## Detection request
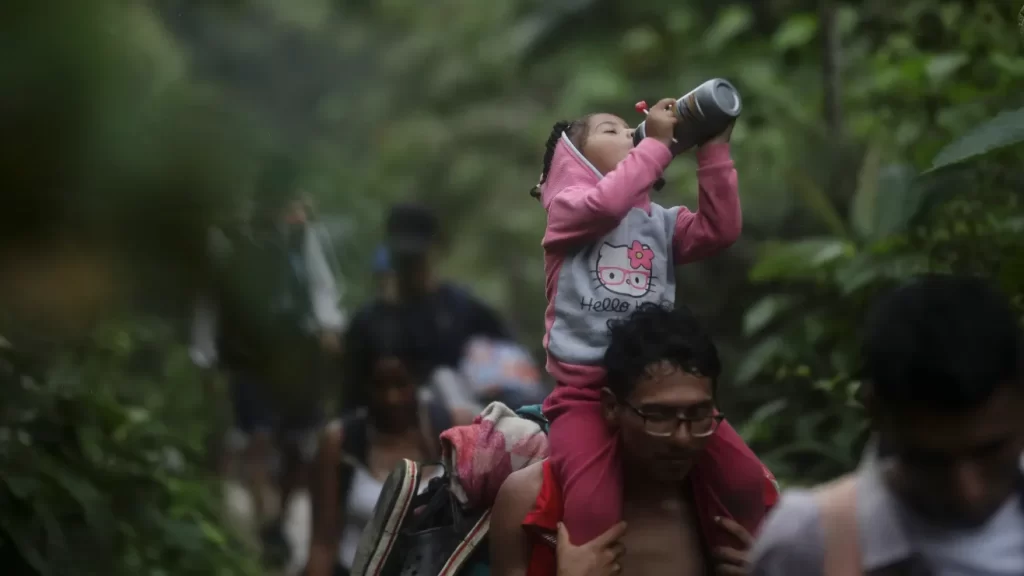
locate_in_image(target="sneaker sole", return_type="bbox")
[437,509,491,576]
[350,459,419,576]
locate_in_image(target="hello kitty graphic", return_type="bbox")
[592,240,656,298]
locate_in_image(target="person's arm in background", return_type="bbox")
[190,294,219,369]
[192,226,233,369]
[306,421,345,576]
[304,224,345,351]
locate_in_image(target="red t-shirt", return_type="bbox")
[522,460,561,576]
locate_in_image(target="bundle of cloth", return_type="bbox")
[440,402,549,510]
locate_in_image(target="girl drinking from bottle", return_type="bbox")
[531,98,776,549]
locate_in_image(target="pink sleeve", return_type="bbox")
[673,143,742,264]
[542,138,672,251]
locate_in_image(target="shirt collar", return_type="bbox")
[855,436,1024,571]
[855,440,915,570]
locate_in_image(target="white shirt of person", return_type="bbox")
[749,443,1024,576]
[189,224,345,368]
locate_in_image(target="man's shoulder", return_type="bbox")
[749,488,826,576]
[490,462,548,575]
[492,462,546,533]
[496,461,545,508]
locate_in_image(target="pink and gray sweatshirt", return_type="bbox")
[540,133,741,386]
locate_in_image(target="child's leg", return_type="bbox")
[543,384,622,545]
[688,419,773,549]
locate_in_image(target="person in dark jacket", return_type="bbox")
[342,203,510,410]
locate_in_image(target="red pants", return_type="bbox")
[543,382,775,548]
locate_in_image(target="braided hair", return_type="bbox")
[530,116,592,200]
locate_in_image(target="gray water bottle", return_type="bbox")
[633,78,742,155]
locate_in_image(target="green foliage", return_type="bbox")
[2,2,258,574]
[738,104,1024,484]
[926,107,1024,173]
[0,321,258,576]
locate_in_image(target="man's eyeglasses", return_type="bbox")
[621,402,724,438]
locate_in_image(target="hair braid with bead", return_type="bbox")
[530,116,592,200]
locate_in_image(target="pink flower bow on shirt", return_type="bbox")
[627,240,655,270]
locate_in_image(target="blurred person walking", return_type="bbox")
[342,203,512,413]
[305,310,473,576]
[191,156,345,568]
[370,242,545,409]
[750,274,1024,575]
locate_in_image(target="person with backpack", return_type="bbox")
[342,203,511,411]
[190,156,345,567]
[490,303,776,576]
[750,275,1024,576]
[306,310,474,576]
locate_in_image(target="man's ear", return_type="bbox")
[600,388,619,426]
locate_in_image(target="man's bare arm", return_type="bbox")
[490,464,544,576]
[307,422,344,576]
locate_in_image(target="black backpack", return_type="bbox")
[348,405,548,576]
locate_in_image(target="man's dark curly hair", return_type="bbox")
[863,274,1023,412]
[603,303,721,400]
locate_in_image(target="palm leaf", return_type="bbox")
[924,106,1024,173]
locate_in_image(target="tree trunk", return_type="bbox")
[820,0,843,140]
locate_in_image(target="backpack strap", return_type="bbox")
[338,410,370,502]
[341,410,370,465]
[515,404,549,433]
[813,474,861,576]
[437,510,492,576]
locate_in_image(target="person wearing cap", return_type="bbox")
[341,203,511,412]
